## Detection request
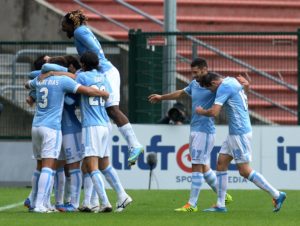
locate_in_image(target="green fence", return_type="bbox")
[128,30,299,125]
[0,41,128,139]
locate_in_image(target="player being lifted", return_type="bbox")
[148,58,235,212]
[197,72,286,213]
[61,9,143,166]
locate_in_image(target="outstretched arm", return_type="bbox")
[195,104,222,117]
[148,90,187,103]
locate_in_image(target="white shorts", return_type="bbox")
[32,126,62,160]
[82,126,110,158]
[189,131,215,165]
[105,66,120,108]
[59,132,83,164]
[219,132,252,164]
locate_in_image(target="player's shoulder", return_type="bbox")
[74,25,90,36]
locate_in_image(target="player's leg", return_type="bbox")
[34,158,56,212]
[99,122,132,212]
[82,126,111,212]
[99,158,132,212]
[79,161,95,211]
[234,132,286,212]
[61,132,83,211]
[202,164,233,205]
[24,160,42,209]
[68,161,82,210]
[86,156,111,212]
[204,136,232,212]
[204,153,232,212]
[54,160,66,210]
[33,127,61,213]
[175,132,214,212]
[63,166,71,204]
[237,163,286,212]
[104,66,143,165]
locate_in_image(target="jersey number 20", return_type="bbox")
[89,85,105,106]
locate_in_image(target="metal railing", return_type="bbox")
[128,31,298,125]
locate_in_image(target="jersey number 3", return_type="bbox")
[39,87,48,108]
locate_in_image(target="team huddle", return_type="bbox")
[24,9,286,214]
[24,10,143,213]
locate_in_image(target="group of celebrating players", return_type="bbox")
[24,9,286,214]
[24,10,143,213]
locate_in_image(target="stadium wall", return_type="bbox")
[0,0,68,41]
[0,125,299,190]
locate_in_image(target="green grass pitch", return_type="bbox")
[0,187,298,226]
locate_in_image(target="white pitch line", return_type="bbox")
[0,202,24,212]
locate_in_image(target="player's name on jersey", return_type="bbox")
[37,79,59,86]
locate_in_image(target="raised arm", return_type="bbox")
[236,74,250,93]
[148,90,187,104]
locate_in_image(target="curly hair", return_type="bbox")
[64,9,88,28]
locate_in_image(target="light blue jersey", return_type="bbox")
[75,69,111,127]
[74,25,113,73]
[61,94,82,135]
[215,77,252,135]
[29,76,80,130]
[184,80,215,134]
[29,70,41,79]
[39,64,82,134]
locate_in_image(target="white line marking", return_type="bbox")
[0,202,23,211]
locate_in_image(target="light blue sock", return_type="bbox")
[82,173,93,207]
[35,167,53,209]
[248,170,280,199]
[29,170,40,208]
[91,170,110,206]
[69,169,82,208]
[54,167,65,205]
[216,171,227,208]
[204,169,217,193]
[188,172,204,207]
[101,165,126,200]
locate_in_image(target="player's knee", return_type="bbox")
[239,169,250,178]
[106,106,121,119]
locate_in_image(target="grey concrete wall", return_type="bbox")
[0,0,68,41]
[0,0,129,115]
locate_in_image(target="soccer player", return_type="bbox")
[196,72,286,213]
[24,55,49,210]
[61,9,143,165]
[148,58,233,212]
[25,56,83,211]
[25,57,110,213]
[45,56,83,212]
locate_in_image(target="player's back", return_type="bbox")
[185,80,216,134]
[74,25,113,72]
[31,76,79,130]
[76,69,110,128]
[218,77,251,135]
